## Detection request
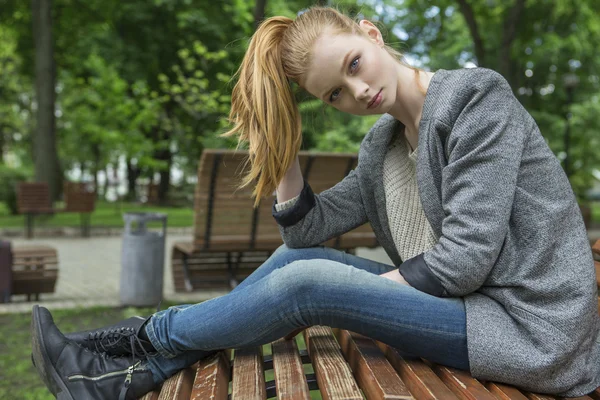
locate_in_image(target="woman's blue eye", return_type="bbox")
[330,88,341,102]
[328,56,360,102]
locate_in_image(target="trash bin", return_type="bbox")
[120,212,167,307]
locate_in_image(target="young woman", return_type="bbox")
[31,6,600,399]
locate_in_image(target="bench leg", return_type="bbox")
[80,213,91,237]
[25,214,34,239]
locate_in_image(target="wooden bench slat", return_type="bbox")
[12,246,57,255]
[304,326,363,400]
[589,388,600,400]
[375,341,459,400]
[174,242,196,255]
[336,330,414,399]
[231,347,266,400]
[432,364,496,400]
[592,240,600,257]
[140,389,160,399]
[11,271,58,279]
[190,352,230,400]
[485,382,529,399]
[271,337,311,399]
[157,367,195,400]
[12,259,59,268]
[524,393,558,400]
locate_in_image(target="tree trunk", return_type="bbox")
[456,0,486,67]
[152,128,172,205]
[157,150,172,206]
[32,0,62,200]
[92,143,100,193]
[102,166,110,198]
[126,157,140,201]
[253,0,267,30]
[499,0,526,87]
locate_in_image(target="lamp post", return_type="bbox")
[562,73,579,179]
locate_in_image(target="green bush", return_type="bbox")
[0,164,31,215]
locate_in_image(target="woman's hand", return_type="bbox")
[380,270,411,286]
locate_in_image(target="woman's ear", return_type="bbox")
[358,20,384,47]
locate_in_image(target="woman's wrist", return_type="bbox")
[380,270,411,286]
[276,156,303,203]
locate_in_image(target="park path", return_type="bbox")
[0,235,393,314]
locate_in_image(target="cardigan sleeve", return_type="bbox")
[400,69,527,297]
[272,168,369,248]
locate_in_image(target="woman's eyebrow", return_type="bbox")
[320,50,352,101]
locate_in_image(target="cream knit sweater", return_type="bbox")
[275,131,438,262]
[383,131,438,260]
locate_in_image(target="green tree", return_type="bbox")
[381,0,600,201]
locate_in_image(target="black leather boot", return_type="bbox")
[31,305,157,400]
[64,315,156,357]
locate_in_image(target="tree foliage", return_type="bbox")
[0,0,597,204]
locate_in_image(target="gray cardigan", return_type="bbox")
[272,68,600,396]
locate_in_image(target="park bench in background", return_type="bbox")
[63,181,96,237]
[146,182,159,205]
[171,149,379,292]
[0,241,59,302]
[16,181,95,238]
[17,182,55,239]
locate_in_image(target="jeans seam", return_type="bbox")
[145,316,177,359]
[291,308,466,338]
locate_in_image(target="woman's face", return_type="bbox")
[303,22,399,116]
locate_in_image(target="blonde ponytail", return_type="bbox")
[223,7,420,207]
[223,17,302,208]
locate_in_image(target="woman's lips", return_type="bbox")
[368,90,382,109]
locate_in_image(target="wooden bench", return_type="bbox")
[138,326,600,400]
[10,245,58,302]
[17,181,95,238]
[146,183,160,205]
[141,239,600,400]
[171,149,379,292]
[17,182,55,239]
[63,182,96,237]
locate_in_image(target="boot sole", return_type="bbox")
[31,305,76,400]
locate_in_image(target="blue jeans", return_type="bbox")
[144,245,469,383]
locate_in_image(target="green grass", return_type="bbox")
[0,306,161,399]
[0,305,325,399]
[0,201,194,229]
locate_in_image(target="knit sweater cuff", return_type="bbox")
[398,253,447,297]
[272,181,316,227]
[274,195,299,212]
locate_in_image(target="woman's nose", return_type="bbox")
[350,81,370,101]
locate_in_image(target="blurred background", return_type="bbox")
[0,0,598,221]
